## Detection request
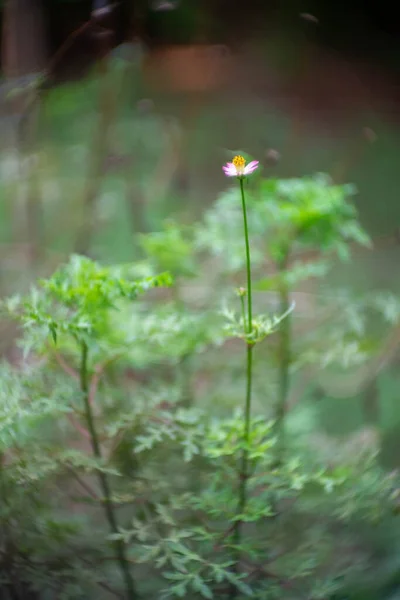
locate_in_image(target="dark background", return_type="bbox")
[1,0,399,78]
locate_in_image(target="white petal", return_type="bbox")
[222,163,237,176]
[244,161,259,175]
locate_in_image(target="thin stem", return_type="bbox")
[235,343,253,525]
[79,341,138,600]
[239,178,252,333]
[231,177,254,594]
[274,249,291,465]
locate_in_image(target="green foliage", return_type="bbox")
[221,303,292,344]
[258,174,370,258]
[139,220,198,279]
[114,411,398,599]
[195,173,370,279]
[0,172,399,600]
[3,254,172,360]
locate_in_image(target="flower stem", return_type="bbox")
[274,249,291,465]
[79,341,138,600]
[235,343,253,520]
[232,177,254,592]
[239,178,252,334]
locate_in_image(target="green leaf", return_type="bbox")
[198,581,213,599]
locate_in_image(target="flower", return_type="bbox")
[222,155,259,178]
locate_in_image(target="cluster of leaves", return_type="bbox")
[4,255,172,359]
[118,413,399,600]
[195,173,370,277]
[0,363,120,598]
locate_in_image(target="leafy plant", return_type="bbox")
[0,169,398,600]
[2,255,172,599]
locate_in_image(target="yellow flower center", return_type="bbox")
[232,155,246,173]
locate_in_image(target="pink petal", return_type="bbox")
[222,163,237,177]
[244,161,259,175]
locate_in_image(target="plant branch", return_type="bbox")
[240,178,252,334]
[79,341,138,600]
[48,345,79,380]
[65,465,100,501]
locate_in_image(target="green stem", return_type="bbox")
[274,250,291,465]
[79,341,138,600]
[235,343,253,523]
[239,178,252,334]
[232,177,254,592]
